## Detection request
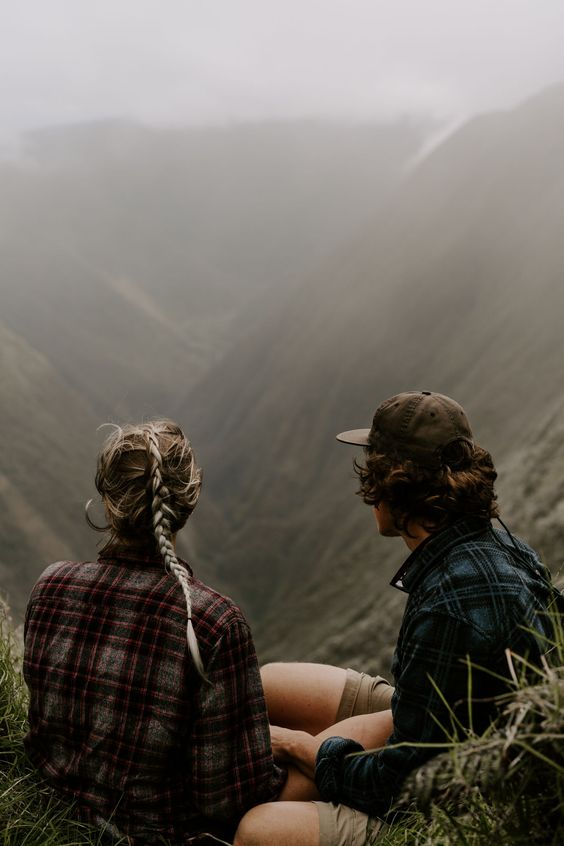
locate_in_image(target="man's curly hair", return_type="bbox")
[354,438,499,534]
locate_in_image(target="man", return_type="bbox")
[235,391,554,846]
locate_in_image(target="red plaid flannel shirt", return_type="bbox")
[24,548,285,844]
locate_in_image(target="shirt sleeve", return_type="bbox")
[316,610,492,817]
[188,615,286,824]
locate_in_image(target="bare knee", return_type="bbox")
[260,662,347,734]
[235,801,319,846]
[234,805,269,846]
[260,661,286,685]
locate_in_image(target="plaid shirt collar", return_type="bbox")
[98,545,194,575]
[390,516,492,594]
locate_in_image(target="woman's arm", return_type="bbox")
[189,616,286,822]
[270,711,393,801]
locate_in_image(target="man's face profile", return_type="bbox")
[372,502,400,538]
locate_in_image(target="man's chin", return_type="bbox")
[379,527,401,538]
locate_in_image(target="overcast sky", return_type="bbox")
[2,0,564,144]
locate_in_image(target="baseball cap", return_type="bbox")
[336,391,474,468]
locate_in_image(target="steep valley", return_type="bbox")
[0,117,425,623]
[2,90,564,674]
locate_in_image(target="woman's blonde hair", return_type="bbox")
[87,420,207,679]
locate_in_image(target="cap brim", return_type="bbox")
[336,429,370,446]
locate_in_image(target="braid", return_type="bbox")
[146,428,208,682]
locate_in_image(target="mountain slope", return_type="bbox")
[0,322,101,616]
[1,119,427,419]
[182,84,564,664]
[0,118,426,617]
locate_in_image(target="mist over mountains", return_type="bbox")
[185,84,564,667]
[0,117,425,618]
[2,85,564,673]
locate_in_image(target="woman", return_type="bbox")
[23,420,286,844]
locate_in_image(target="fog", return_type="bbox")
[2,0,564,151]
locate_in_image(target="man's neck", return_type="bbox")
[401,524,432,552]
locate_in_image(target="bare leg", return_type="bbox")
[261,662,348,735]
[317,711,393,751]
[234,801,319,846]
[235,711,393,843]
[277,764,319,802]
[277,709,393,801]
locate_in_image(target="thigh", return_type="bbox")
[276,711,393,804]
[261,662,348,735]
[234,801,320,846]
[316,710,393,751]
[277,763,320,802]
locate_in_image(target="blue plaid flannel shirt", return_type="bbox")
[316,517,554,817]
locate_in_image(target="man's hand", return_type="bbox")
[270,725,319,779]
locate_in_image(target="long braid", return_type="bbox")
[146,428,208,682]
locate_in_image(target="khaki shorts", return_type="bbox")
[316,801,385,846]
[336,668,394,722]
[315,668,394,846]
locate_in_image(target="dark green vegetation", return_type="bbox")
[379,610,564,845]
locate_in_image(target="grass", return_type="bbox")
[0,600,126,845]
[376,640,564,845]
[2,600,563,845]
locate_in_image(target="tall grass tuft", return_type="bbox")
[378,637,564,845]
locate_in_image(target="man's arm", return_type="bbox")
[189,616,286,823]
[315,611,493,816]
[268,710,394,805]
